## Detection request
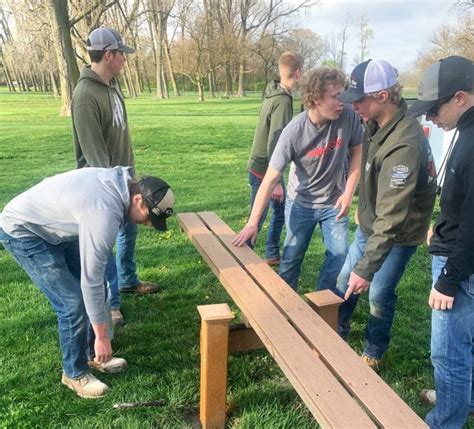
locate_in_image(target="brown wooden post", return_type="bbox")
[305,290,344,332]
[197,304,235,429]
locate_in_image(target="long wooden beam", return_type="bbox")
[196,211,427,429]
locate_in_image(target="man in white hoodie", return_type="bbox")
[0,167,175,398]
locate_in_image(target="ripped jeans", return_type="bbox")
[335,227,417,359]
[279,200,348,291]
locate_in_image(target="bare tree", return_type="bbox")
[352,12,373,66]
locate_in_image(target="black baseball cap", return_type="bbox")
[86,28,135,53]
[338,59,398,103]
[408,56,474,118]
[139,176,175,231]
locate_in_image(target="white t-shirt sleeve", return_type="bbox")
[78,210,121,324]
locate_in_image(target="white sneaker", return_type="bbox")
[61,372,108,398]
[88,357,128,374]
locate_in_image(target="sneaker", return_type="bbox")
[88,357,128,374]
[61,372,108,398]
[120,281,160,294]
[362,354,381,372]
[111,309,125,326]
[420,389,436,406]
[265,258,281,267]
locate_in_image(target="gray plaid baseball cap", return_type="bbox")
[86,28,135,53]
[408,56,473,118]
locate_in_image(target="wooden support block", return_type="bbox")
[228,323,264,353]
[305,290,344,332]
[197,304,235,429]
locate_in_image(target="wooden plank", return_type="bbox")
[198,304,234,429]
[197,211,427,429]
[228,324,264,353]
[178,212,376,428]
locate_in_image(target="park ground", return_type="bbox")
[0,89,467,428]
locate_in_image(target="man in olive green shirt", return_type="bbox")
[246,52,303,265]
[72,28,159,327]
[335,59,436,370]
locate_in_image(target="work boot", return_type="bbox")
[111,309,125,326]
[61,372,108,398]
[265,258,281,267]
[120,281,160,294]
[88,357,128,374]
[420,389,436,406]
[362,354,381,372]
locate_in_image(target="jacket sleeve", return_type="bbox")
[354,143,421,280]
[267,96,293,160]
[73,101,111,167]
[435,160,474,297]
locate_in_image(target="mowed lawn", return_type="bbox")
[0,89,454,428]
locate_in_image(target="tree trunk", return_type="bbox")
[197,75,204,102]
[45,0,79,116]
[50,71,60,97]
[163,32,180,96]
[161,65,169,98]
[237,60,246,97]
[224,62,233,96]
[1,62,15,91]
[208,70,216,97]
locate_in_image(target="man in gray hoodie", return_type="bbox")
[72,28,157,327]
[0,167,175,398]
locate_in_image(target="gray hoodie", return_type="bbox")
[0,167,132,324]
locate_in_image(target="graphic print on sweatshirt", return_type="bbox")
[112,92,126,129]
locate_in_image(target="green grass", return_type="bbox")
[0,88,466,428]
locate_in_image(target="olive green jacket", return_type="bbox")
[354,100,436,281]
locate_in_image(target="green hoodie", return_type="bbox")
[354,99,436,281]
[247,81,293,177]
[72,66,134,171]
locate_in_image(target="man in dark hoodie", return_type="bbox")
[246,52,303,265]
[409,55,474,429]
[72,28,159,328]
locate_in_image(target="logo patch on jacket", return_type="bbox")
[390,165,409,188]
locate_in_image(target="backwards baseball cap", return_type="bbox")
[338,59,398,103]
[139,176,175,231]
[408,56,474,118]
[86,28,135,53]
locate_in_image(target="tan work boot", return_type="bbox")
[88,357,128,374]
[362,354,381,372]
[111,309,125,326]
[61,372,108,398]
[265,258,281,267]
[120,281,160,294]
[420,389,436,406]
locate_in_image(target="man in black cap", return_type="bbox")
[0,167,175,398]
[409,55,474,429]
[72,28,158,327]
[335,59,436,371]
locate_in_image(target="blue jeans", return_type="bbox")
[105,214,139,309]
[247,172,286,260]
[426,255,474,429]
[335,227,417,359]
[279,199,348,291]
[0,228,97,379]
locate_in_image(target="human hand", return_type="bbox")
[94,336,112,363]
[270,183,284,203]
[428,288,454,310]
[426,227,434,246]
[335,193,352,221]
[232,224,258,247]
[344,271,370,300]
